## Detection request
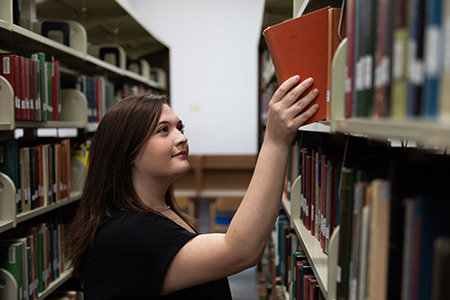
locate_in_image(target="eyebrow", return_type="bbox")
[156,119,183,127]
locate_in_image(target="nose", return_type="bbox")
[175,130,188,145]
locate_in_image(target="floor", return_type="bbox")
[197,200,259,300]
[229,266,259,300]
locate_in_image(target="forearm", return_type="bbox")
[223,75,318,267]
[224,139,290,262]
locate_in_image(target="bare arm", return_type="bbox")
[161,75,319,294]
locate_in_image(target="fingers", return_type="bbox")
[294,101,319,127]
[290,85,319,125]
[271,75,300,103]
[271,76,315,108]
[291,85,319,115]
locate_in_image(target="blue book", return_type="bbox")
[422,0,444,117]
[0,140,21,214]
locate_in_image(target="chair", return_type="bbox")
[174,195,196,220]
[209,197,243,233]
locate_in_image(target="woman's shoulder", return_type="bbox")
[90,209,197,261]
[98,209,195,241]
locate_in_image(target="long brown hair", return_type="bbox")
[66,93,188,279]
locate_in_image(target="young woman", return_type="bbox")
[66,75,319,299]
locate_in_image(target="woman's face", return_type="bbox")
[133,104,190,182]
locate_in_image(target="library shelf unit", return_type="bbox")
[0,0,167,299]
[0,0,165,90]
[0,266,74,300]
[272,37,450,300]
[260,1,450,300]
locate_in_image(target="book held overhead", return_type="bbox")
[263,6,346,125]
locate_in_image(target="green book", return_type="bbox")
[0,241,25,300]
[31,52,47,122]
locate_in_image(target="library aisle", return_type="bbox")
[197,201,259,300]
[229,267,259,300]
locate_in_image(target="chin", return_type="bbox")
[174,162,190,178]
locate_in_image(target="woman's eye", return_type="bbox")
[157,127,168,134]
[178,125,185,133]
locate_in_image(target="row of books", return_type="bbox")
[285,139,387,255]
[285,139,450,299]
[0,53,60,121]
[346,0,450,119]
[0,139,71,214]
[66,75,117,123]
[0,53,121,124]
[66,75,154,123]
[336,164,450,300]
[262,1,450,124]
[269,213,326,300]
[0,216,69,300]
[0,54,161,125]
[293,252,325,300]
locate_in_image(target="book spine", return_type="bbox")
[438,0,450,120]
[336,167,354,300]
[374,0,394,118]
[52,61,60,121]
[406,0,426,116]
[390,0,410,118]
[345,0,357,118]
[421,0,443,117]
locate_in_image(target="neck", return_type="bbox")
[132,176,171,210]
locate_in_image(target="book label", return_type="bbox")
[8,246,16,263]
[2,57,10,74]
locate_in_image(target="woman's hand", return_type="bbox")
[264,75,319,148]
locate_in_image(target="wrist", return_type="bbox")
[261,137,290,154]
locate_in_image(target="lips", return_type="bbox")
[172,151,187,158]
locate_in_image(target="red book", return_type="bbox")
[320,154,327,252]
[305,154,311,230]
[296,259,309,298]
[263,6,344,125]
[374,0,394,118]
[19,56,29,120]
[309,278,318,300]
[303,274,315,300]
[24,56,31,120]
[61,138,71,198]
[0,54,22,120]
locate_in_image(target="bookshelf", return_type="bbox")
[260,0,450,300]
[0,0,168,299]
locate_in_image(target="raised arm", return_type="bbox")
[161,75,319,294]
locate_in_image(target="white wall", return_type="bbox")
[117,0,265,155]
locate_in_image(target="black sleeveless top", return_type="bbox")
[83,210,232,299]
